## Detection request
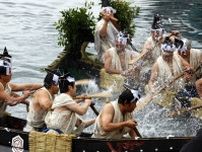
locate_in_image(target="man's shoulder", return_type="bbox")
[56,93,72,101]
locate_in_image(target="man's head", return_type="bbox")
[118,89,140,113]
[161,34,184,61]
[0,47,12,83]
[100,6,116,15]
[115,32,128,52]
[59,73,76,97]
[151,14,165,41]
[44,70,60,94]
[177,38,191,57]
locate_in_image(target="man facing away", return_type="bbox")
[45,73,95,135]
[24,70,60,132]
[0,47,42,117]
[93,88,140,139]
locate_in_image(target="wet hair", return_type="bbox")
[0,47,12,76]
[118,89,139,104]
[59,74,75,93]
[151,13,162,29]
[44,73,56,89]
[0,66,9,75]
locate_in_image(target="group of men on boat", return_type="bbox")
[0,46,140,141]
[0,6,202,147]
[95,6,202,112]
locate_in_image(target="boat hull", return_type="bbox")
[0,126,191,152]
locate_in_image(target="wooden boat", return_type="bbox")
[0,115,192,152]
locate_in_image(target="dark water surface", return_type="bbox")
[0,0,201,137]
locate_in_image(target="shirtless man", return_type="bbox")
[45,73,95,134]
[94,6,119,62]
[103,32,137,74]
[93,88,140,139]
[139,14,164,66]
[175,38,202,80]
[24,70,60,132]
[0,47,42,117]
[147,39,192,106]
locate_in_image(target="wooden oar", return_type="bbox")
[136,63,202,112]
[169,104,202,117]
[75,79,95,86]
[75,91,112,100]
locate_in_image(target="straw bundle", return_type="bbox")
[99,69,125,93]
[29,131,75,152]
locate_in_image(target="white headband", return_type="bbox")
[116,32,128,46]
[0,60,12,75]
[131,89,140,102]
[66,76,75,83]
[101,6,116,14]
[52,74,59,85]
[161,43,176,53]
[178,38,189,53]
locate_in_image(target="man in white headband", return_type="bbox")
[24,70,60,132]
[93,88,140,139]
[94,6,119,62]
[148,39,192,95]
[0,47,42,117]
[175,38,202,81]
[102,32,137,74]
[45,73,95,134]
[140,14,164,66]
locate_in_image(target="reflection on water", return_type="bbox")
[1,0,201,137]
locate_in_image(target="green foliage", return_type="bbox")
[110,0,140,36]
[55,1,95,48]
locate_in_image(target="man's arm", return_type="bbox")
[0,87,30,106]
[65,98,91,115]
[148,62,159,92]
[9,83,42,92]
[100,103,136,132]
[99,14,111,38]
[37,90,52,110]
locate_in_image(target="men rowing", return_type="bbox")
[93,88,140,139]
[147,36,192,107]
[45,73,95,134]
[0,47,42,117]
[24,70,60,132]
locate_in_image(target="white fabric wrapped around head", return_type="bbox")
[52,74,59,85]
[116,32,128,46]
[66,76,75,83]
[161,43,176,53]
[0,60,12,75]
[101,6,116,14]
[178,38,191,53]
[130,89,140,103]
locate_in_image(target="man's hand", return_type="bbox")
[184,66,193,81]
[125,119,137,129]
